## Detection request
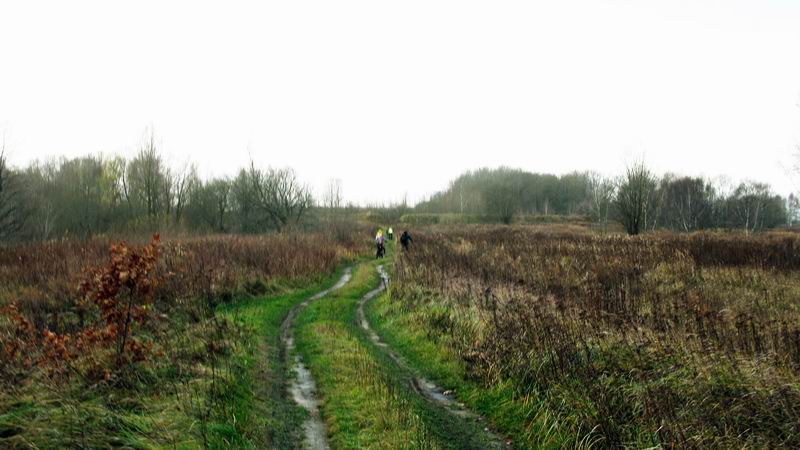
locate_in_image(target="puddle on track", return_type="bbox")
[281,267,353,450]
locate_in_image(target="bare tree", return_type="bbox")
[615,160,658,235]
[659,175,714,232]
[171,162,197,224]
[230,168,258,232]
[482,172,525,224]
[32,162,58,239]
[126,128,170,218]
[587,171,615,232]
[186,177,231,232]
[729,181,772,235]
[0,137,27,240]
[787,193,799,227]
[210,178,232,232]
[322,178,343,209]
[249,162,313,231]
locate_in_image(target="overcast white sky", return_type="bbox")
[1,1,799,205]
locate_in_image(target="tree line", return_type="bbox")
[0,130,314,241]
[415,165,792,234]
[1,130,794,241]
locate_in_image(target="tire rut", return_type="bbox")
[281,267,353,450]
[357,265,513,449]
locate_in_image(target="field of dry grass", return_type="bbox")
[3,224,800,448]
[389,225,800,448]
[0,231,368,448]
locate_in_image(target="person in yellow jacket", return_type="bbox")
[375,228,385,258]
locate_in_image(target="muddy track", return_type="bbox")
[357,265,513,449]
[281,267,353,450]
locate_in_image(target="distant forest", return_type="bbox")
[0,131,320,241]
[416,166,792,234]
[0,132,795,241]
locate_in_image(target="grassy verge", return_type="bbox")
[0,314,243,449]
[292,261,443,449]
[367,256,800,449]
[365,289,585,450]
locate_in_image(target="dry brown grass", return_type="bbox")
[393,225,800,448]
[0,230,369,448]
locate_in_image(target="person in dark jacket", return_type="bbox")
[399,230,412,251]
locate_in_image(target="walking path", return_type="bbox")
[356,265,513,449]
[281,267,353,450]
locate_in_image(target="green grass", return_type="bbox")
[292,262,441,449]
[366,261,800,449]
[0,319,231,449]
[378,226,800,448]
[215,266,351,448]
[291,242,508,449]
[0,267,351,449]
[365,288,596,450]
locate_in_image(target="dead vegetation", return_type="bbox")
[0,231,366,448]
[393,226,800,448]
